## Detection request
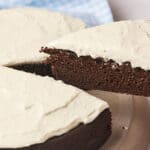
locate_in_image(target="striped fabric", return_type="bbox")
[0,0,113,26]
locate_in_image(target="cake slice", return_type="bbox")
[0,67,111,150]
[0,8,86,67]
[41,20,150,96]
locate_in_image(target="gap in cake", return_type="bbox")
[7,62,53,77]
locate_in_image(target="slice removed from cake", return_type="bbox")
[41,20,150,96]
[0,67,111,150]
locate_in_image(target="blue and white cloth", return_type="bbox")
[0,0,113,26]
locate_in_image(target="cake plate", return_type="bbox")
[89,90,150,150]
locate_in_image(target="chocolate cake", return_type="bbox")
[0,8,112,150]
[40,20,150,96]
[0,67,111,150]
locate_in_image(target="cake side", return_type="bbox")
[0,67,110,149]
[41,48,150,96]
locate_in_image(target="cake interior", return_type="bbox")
[39,48,150,96]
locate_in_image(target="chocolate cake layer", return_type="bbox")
[1,109,111,150]
[41,48,150,96]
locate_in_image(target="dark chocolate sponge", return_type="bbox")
[40,48,150,96]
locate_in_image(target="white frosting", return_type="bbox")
[0,67,108,148]
[47,20,150,70]
[0,8,86,66]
